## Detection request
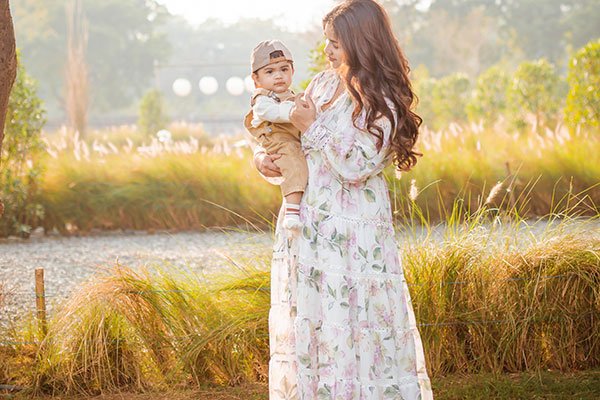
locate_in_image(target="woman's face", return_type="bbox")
[324,22,345,70]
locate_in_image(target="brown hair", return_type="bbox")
[323,0,422,171]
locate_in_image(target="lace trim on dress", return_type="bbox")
[302,124,332,153]
[296,370,420,387]
[270,353,297,361]
[302,203,394,228]
[293,315,419,333]
[297,259,405,281]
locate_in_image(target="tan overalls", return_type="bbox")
[243,88,308,196]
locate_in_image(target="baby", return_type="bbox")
[243,40,308,237]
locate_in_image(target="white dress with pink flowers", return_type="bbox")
[268,69,434,400]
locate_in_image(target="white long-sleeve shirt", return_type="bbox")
[250,95,294,128]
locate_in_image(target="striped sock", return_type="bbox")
[285,203,300,218]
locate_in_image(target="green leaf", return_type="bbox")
[341,284,349,298]
[358,246,368,259]
[327,284,336,298]
[319,201,331,212]
[346,334,354,348]
[299,354,311,367]
[302,226,311,240]
[317,385,331,399]
[373,247,382,260]
[383,385,401,397]
[364,188,376,202]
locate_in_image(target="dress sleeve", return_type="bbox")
[304,71,325,99]
[252,95,293,123]
[302,102,395,183]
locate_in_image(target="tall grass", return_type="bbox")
[1,204,598,395]
[45,122,213,149]
[34,122,599,234]
[40,144,279,233]
[27,262,271,395]
[393,121,600,221]
[403,217,600,375]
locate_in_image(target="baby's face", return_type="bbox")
[252,60,294,94]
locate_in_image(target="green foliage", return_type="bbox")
[0,56,46,238]
[507,59,566,132]
[422,0,600,68]
[431,73,471,129]
[299,40,327,91]
[561,0,600,51]
[565,39,600,133]
[11,0,600,122]
[12,0,171,112]
[466,65,510,126]
[137,89,169,136]
[413,70,437,130]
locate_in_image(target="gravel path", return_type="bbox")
[2,218,597,325]
[0,230,273,321]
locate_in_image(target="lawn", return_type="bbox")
[10,368,600,399]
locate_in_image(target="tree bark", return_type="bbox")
[0,0,17,216]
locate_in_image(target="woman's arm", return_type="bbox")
[303,105,395,183]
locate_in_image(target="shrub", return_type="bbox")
[412,65,437,129]
[0,56,46,238]
[299,40,327,91]
[431,73,471,130]
[565,39,600,133]
[138,89,169,136]
[507,59,566,133]
[466,65,510,126]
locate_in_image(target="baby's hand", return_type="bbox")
[293,93,309,108]
[290,93,316,134]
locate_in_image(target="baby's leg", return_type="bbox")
[285,191,302,206]
[272,139,308,237]
[283,191,303,233]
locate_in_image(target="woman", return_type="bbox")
[254,1,434,398]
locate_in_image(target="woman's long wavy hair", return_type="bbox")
[323,0,422,171]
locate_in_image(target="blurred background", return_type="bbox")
[2,0,599,238]
[10,0,600,132]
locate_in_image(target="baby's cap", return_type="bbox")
[251,40,294,73]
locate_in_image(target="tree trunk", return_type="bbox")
[0,0,18,216]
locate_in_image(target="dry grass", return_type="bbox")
[11,384,269,400]
[9,368,600,399]
[32,122,600,235]
[1,205,598,396]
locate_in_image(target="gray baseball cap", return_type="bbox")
[251,40,294,73]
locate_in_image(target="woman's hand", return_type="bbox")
[254,151,282,178]
[290,93,317,133]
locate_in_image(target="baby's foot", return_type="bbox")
[284,215,302,238]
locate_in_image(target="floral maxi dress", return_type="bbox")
[268,69,434,400]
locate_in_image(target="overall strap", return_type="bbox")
[250,88,280,106]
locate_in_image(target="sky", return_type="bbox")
[156,0,339,32]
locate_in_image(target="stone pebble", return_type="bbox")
[0,229,273,324]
